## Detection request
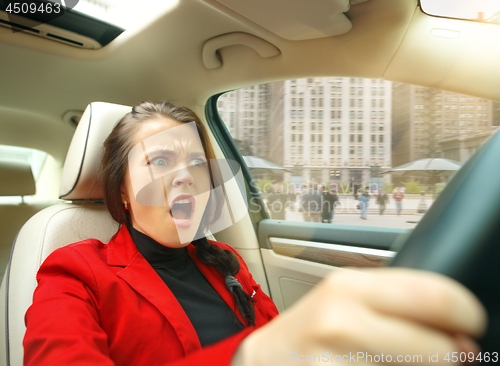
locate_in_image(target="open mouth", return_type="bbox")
[169,195,196,228]
[170,199,193,220]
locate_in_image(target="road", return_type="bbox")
[264,195,435,228]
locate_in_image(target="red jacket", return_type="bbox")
[393,192,405,201]
[24,226,279,365]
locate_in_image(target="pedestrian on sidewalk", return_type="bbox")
[376,189,390,215]
[393,187,405,216]
[357,188,370,220]
[319,185,337,223]
[352,182,361,200]
[329,189,339,222]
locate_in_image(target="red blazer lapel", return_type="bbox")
[107,226,202,354]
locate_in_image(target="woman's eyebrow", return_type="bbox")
[145,148,177,156]
[145,149,206,158]
[188,152,206,158]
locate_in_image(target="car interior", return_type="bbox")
[1,0,500,364]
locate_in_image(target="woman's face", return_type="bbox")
[121,118,211,247]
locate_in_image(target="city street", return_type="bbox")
[265,194,434,229]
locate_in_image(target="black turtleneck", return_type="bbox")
[128,226,244,346]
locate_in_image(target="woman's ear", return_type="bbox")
[120,183,128,203]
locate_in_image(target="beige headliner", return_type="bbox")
[0,0,499,162]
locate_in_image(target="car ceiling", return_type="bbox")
[0,0,499,163]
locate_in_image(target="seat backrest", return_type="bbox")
[0,160,38,285]
[0,102,131,366]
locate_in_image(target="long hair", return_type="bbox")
[100,101,255,326]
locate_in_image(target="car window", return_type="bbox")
[216,78,500,229]
[0,145,47,204]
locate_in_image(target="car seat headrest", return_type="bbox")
[59,102,132,200]
[0,160,35,197]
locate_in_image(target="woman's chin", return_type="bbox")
[176,220,205,244]
[161,207,206,245]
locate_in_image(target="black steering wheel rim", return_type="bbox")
[390,128,500,352]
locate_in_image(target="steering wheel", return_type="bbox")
[390,129,500,352]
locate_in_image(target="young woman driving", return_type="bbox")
[24,102,486,366]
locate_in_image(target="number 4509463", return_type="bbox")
[444,352,498,363]
[6,2,61,15]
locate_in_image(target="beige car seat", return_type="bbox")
[0,160,36,285]
[0,102,131,366]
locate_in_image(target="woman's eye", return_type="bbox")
[189,159,206,167]
[151,157,169,166]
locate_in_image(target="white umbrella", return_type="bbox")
[242,156,292,174]
[382,158,462,177]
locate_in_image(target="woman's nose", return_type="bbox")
[171,167,194,187]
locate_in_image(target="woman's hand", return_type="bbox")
[233,268,487,365]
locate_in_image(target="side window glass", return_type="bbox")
[216,80,500,228]
[0,145,47,204]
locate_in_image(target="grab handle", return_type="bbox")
[202,32,280,69]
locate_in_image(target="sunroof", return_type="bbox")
[420,0,500,24]
[54,0,179,30]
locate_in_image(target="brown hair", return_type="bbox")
[100,101,255,326]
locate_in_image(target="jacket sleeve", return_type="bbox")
[24,246,115,366]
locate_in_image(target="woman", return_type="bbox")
[393,187,405,216]
[24,102,486,365]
